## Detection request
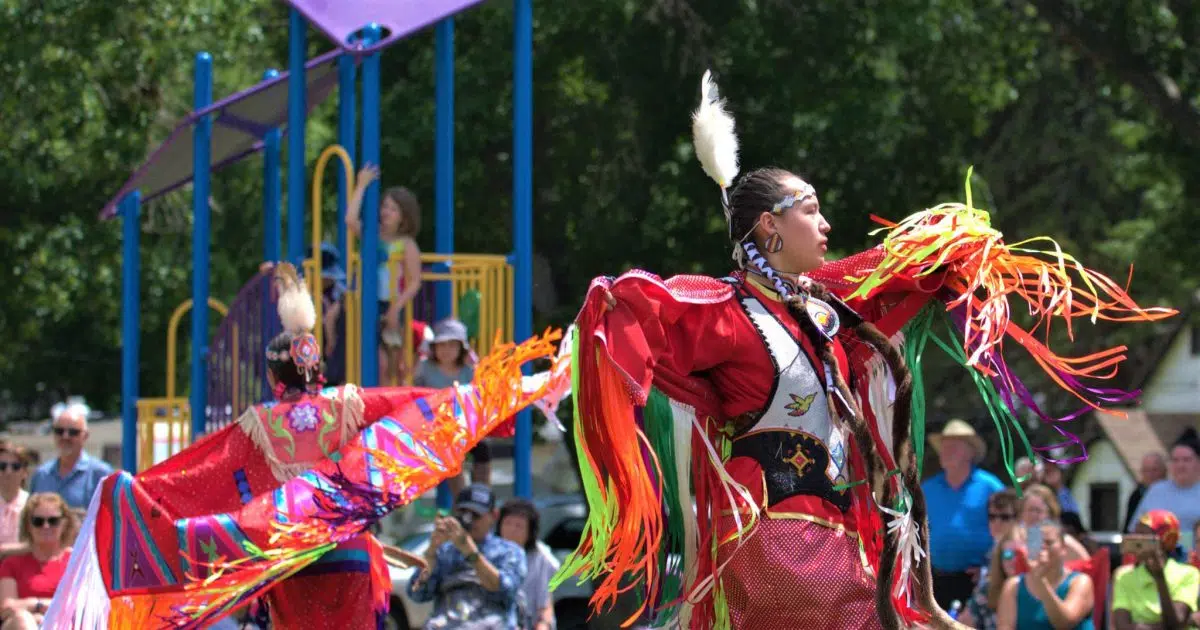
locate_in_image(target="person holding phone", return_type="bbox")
[1019,484,1091,562]
[408,484,527,629]
[1112,510,1199,630]
[996,520,1094,629]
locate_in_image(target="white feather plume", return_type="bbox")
[274,262,316,335]
[691,70,740,190]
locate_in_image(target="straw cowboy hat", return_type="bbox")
[930,419,987,462]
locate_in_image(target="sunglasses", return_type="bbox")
[52,427,83,438]
[1001,548,1017,561]
[0,462,24,472]
[30,516,63,528]
[988,512,1016,522]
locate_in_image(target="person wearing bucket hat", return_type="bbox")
[922,419,1004,610]
[415,319,492,495]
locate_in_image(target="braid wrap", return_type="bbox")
[743,242,964,629]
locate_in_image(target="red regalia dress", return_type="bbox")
[567,260,931,629]
[95,384,423,628]
[43,330,570,629]
[557,227,1173,629]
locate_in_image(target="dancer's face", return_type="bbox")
[759,176,830,274]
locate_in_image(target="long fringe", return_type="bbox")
[43,484,112,628]
[79,330,567,630]
[845,171,1175,423]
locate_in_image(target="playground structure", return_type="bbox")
[109,0,536,506]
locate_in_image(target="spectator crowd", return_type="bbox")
[924,419,1200,630]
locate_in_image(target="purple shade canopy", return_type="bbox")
[99,51,344,219]
[285,0,488,51]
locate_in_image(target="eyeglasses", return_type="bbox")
[52,427,82,438]
[0,462,24,472]
[1000,549,1017,561]
[988,512,1016,522]
[30,516,63,528]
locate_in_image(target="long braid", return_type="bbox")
[745,245,902,629]
[851,321,965,630]
[724,162,962,627]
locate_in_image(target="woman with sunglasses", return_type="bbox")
[0,442,29,557]
[962,489,1020,629]
[0,492,77,629]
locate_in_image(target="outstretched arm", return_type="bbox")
[345,164,380,236]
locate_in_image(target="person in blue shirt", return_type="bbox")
[29,403,113,511]
[922,419,1005,611]
[409,483,527,629]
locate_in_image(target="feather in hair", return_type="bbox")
[691,70,740,191]
[274,262,316,335]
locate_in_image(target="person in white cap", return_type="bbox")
[415,319,491,494]
[922,419,1004,612]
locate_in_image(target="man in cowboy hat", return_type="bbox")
[921,418,1004,610]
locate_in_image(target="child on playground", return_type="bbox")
[413,319,490,494]
[346,165,424,385]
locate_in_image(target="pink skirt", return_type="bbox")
[712,516,883,629]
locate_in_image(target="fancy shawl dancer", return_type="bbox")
[44,263,571,629]
[551,71,1174,629]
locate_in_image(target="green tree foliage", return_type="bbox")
[0,0,1195,441]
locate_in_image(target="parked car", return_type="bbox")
[384,493,596,630]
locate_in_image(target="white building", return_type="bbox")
[1069,300,1200,532]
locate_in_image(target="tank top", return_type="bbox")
[1016,571,1092,629]
[376,239,407,302]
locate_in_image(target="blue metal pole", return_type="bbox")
[434,19,455,324]
[120,191,141,472]
[360,24,382,387]
[287,9,307,266]
[191,52,213,441]
[263,69,282,263]
[433,19,457,512]
[513,0,534,498]
[337,50,357,262]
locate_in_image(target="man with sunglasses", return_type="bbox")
[29,403,112,510]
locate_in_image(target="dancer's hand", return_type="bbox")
[601,287,616,311]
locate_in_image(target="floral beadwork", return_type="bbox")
[288,402,320,433]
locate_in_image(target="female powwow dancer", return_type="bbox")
[44,263,571,629]
[552,71,1174,629]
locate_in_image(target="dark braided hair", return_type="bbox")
[266,332,326,395]
[266,262,327,397]
[725,167,962,630]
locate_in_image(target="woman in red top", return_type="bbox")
[554,71,1172,630]
[0,492,76,629]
